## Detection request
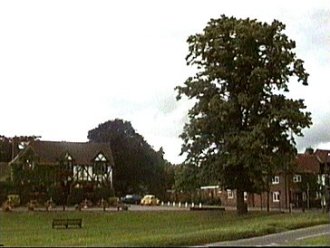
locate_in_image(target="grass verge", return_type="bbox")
[0,210,329,246]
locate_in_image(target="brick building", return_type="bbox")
[200,149,330,210]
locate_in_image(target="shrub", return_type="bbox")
[2,200,12,212]
[204,198,222,206]
[67,187,84,205]
[93,187,114,204]
[48,185,65,205]
[7,194,20,207]
[108,197,119,206]
[0,182,15,205]
[27,200,37,211]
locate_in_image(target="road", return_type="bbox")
[205,224,330,246]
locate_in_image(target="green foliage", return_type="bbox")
[67,187,84,205]
[0,136,12,162]
[164,162,176,191]
[0,182,15,204]
[108,196,119,206]
[176,15,312,214]
[48,185,65,205]
[0,135,41,162]
[7,194,20,207]
[11,157,58,205]
[88,119,168,198]
[92,186,114,204]
[175,164,201,193]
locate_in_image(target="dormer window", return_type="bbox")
[95,153,107,162]
[63,152,73,171]
[94,153,107,175]
[65,153,72,161]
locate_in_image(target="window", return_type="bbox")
[95,153,107,162]
[94,162,107,175]
[272,191,280,202]
[63,153,73,171]
[227,189,234,199]
[78,166,87,180]
[94,153,107,175]
[293,174,302,183]
[272,176,280,184]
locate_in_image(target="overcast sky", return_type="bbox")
[0,0,329,164]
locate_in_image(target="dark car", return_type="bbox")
[121,194,142,204]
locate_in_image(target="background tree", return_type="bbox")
[163,160,176,192]
[174,164,200,194]
[88,119,167,198]
[176,15,312,214]
[0,135,40,162]
[0,136,12,162]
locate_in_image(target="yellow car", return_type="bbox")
[140,194,160,206]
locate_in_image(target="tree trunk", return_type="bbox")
[267,190,270,212]
[236,188,247,215]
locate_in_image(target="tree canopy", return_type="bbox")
[175,15,312,214]
[0,135,41,162]
[87,119,167,198]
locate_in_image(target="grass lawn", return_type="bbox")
[0,210,329,246]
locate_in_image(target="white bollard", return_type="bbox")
[167,201,170,206]
[185,202,188,208]
[178,202,181,208]
[173,202,176,207]
[192,202,195,208]
[199,202,202,208]
[161,201,164,206]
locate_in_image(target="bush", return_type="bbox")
[204,198,222,206]
[0,182,15,205]
[68,187,84,205]
[27,200,37,211]
[176,193,193,204]
[93,187,114,204]
[49,185,65,205]
[108,197,119,207]
[7,194,20,207]
[2,201,12,212]
[18,187,33,205]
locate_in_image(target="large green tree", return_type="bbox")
[88,119,167,198]
[176,15,312,214]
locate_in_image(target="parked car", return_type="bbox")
[140,194,160,206]
[121,194,142,204]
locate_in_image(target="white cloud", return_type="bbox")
[0,0,329,163]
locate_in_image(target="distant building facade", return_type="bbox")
[199,149,330,210]
[8,140,115,204]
